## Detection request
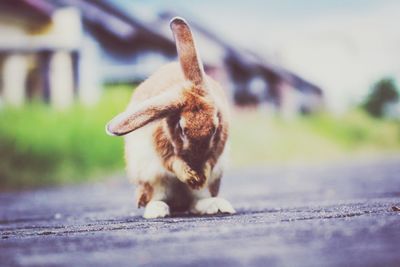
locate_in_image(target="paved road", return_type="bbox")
[1,156,400,267]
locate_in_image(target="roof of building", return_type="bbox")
[0,0,322,96]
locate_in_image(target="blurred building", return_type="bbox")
[0,0,323,114]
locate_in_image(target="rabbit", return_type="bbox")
[106,17,235,219]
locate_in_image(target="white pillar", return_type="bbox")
[2,54,28,106]
[49,51,74,109]
[51,7,82,49]
[79,37,101,106]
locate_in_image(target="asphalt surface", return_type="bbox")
[1,156,400,267]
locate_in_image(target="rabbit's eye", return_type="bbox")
[176,123,186,139]
[211,114,220,135]
[211,125,218,135]
[176,123,182,134]
[178,119,187,136]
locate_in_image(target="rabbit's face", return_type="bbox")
[168,97,220,170]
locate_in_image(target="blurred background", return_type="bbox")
[0,0,399,190]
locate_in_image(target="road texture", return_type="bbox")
[1,156,400,267]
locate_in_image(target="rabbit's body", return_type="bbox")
[107,18,234,218]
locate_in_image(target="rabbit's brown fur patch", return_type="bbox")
[136,182,154,208]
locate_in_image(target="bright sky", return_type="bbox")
[115,0,400,112]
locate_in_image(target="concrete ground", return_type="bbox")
[1,156,400,267]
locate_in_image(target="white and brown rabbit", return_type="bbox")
[106,17,235,218]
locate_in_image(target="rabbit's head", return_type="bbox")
[106,17,224,171]
[167,92,221,170]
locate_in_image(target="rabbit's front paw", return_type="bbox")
[187,162,211,189]
[143,201,170,219]
[173,159,206,189]
[185,168,206,190]
[191,197,235,215]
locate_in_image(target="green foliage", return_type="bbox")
[363,78,399,117]
[0,86,132,190]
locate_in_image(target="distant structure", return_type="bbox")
[0,0,323,114]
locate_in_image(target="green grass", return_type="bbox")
[0,85,132,190]
[0,86,399,190]
[230,110,400,166]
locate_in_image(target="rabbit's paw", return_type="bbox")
[185,168,206,190]
[143,201,170,219]
[173,159,206,189]
[191,197,235,215]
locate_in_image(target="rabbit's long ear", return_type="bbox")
[170,17,204,86]
[106,84,185,136]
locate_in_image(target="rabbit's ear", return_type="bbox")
[106,84,185,136]
[170,17,204,86]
